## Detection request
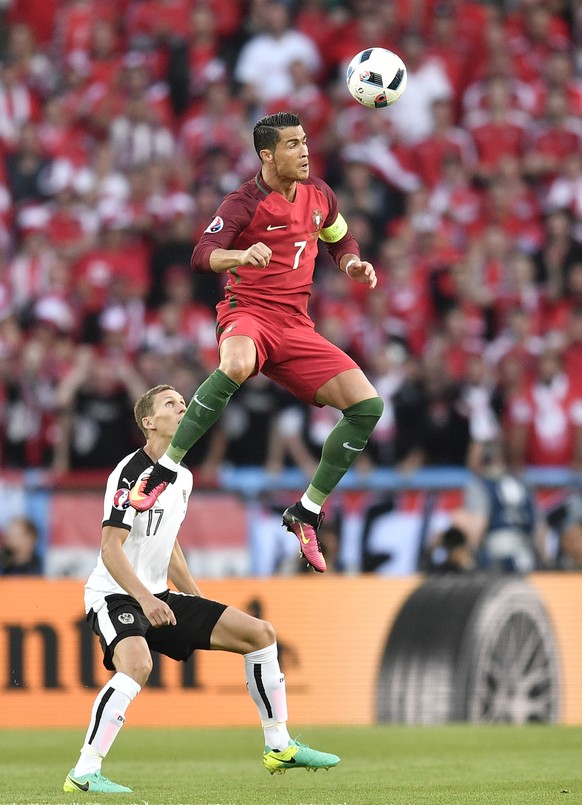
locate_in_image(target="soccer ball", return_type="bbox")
[346,47,407,109]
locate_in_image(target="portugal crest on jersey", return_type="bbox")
[312,208,323,230]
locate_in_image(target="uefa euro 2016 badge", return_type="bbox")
[205,216,224,233]
[113,488,131,510]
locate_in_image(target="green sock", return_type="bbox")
[306,397,384,506]
[166,369,240,463]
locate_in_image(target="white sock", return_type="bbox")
[74,672,141,776]
[244,642,290,752]
[300,494,321,515]
[159,453,181,471]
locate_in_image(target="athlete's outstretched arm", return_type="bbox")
[168,539,201,596]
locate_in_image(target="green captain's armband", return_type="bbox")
[319,213,348,243]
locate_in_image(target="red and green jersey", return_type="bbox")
[191,172,359,316]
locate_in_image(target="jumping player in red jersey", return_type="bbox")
[130,111,384,573]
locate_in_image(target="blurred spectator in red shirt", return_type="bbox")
[543,262,582,336]
[54,0,120,60]
[37,94,89,167]
[125,0,190,48]
[183,5,225,106]
[476,161,543,252]
[350,291,408,373]
[73,201,149,327]
[425,304,483,382]
[531,50,582,118]
[424,1,471,102]
[87,19,123,92]
[463,47,537,121]
[505,1,570,84]
[493,250,545,336]
[323,1,400,79]
[178,78,252,182]
[6,0,59,48]
[485,305,544,376]
[378,236,433,355]
[0,57,41,151]
[506,347,582,470]
[466,77,529,180]
[295,0,349,66]
[119,52,174,130]
[429,154,482,250]
[41,159,97,262]
[430,255,491,347]
[411,97,476,190]
[143,266,217,371]
[524,89,582,185]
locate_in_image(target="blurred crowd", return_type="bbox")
[0,0,581,481]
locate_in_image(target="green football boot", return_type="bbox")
[263,739,340,774]
[63,769,132,794]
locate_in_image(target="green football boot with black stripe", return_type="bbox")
[263,739,340,774]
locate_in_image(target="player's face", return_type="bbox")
[272,125,309,181]
[150,390,187,438]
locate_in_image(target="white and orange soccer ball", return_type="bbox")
[346,47,407,109]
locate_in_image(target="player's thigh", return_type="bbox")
[218,334,258,380]
[210,606,275,654]
[314,367,378,409]
[146,592,227,661]
[265,327,361,405]
[87,593,150,671]
[217,311,277,378]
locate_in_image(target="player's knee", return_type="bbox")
[122,655,153,687]
[348,395,384,424]
[218,354,254,385]
[252,618,277,649]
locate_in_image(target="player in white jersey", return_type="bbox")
[63,385,339,795]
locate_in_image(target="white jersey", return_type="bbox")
[84,448,193,613]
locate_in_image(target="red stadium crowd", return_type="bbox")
[0,0,581,478]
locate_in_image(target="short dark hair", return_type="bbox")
[134,384,175,438]
[253,111,301,158]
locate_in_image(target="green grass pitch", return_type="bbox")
[1,724,582,805]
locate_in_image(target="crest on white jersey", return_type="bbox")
[205,216,224,233]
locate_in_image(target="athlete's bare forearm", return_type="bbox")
[100,525,175,626]
[209,243,272,272]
